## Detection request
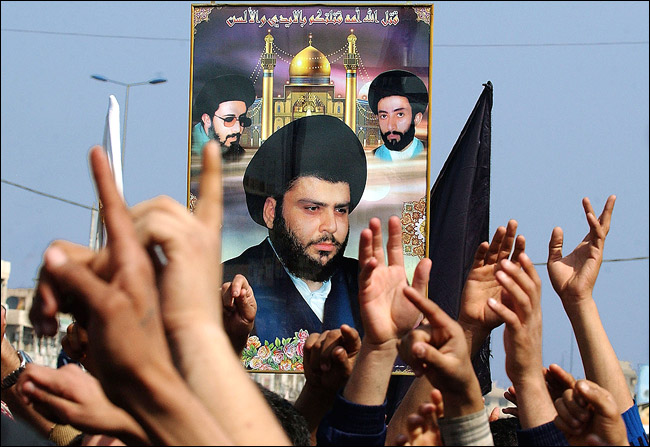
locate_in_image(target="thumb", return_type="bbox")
[547,227,564,266]
[575,380,617,417]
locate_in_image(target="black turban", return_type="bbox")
[368,70,428,116]
[192,74,255,121]
[243,115,367,227]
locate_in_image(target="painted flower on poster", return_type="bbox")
[241,331,307,371]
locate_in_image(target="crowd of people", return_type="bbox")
[1,141,647,446]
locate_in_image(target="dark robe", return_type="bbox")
[222,239,363,343]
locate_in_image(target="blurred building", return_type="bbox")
[1,259,71,368]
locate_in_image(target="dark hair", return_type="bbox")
[255,382,311,446]
[490,417,520,446]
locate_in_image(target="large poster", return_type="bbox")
[188,3,433,372]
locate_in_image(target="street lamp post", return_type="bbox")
[90,75,167,167]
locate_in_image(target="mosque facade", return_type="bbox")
[240,30,380,150]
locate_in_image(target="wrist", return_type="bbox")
[459,323,490,358]
[440,375,484,418]
[300,380,339,401]
[2,350,32,392]
[1,338,20,375]
[561,295,597,317]
[343,340,397,405]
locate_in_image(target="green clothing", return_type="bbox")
[191,122,210,156]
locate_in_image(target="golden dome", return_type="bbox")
[289,35,330,84]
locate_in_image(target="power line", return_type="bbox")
[0,28,188,42]
[435,41,648,48]
[532,256,649,266]
[3,178,648,265]
[1,28,647,47]
[1,179,96,211]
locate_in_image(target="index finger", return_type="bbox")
[89,146,137,258]
[403,286,454,330]
[496,220,518,263]
[597,195,616,234]
[194,141,223,227]
[386,216,405,267]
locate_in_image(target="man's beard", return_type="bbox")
[269,212,349,283]
[208,127,241,151]
[380,120,416,152]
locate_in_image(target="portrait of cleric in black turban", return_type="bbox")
[368,69,429,161]
[191,74,255,162]
[223,115,367,347]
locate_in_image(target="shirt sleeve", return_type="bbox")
[622,402,649,446]
[517,421,569,446]
[438,408,494,446]
[316,391,387,446]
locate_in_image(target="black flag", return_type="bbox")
[427,81,493,394]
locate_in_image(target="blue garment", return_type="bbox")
[191,122,210,156]
[517,421,569,446]
[516,403,649,446]
[374,138,424,161]
[222,239,362,343]
[623,402,649,446]
[316,391,387,446]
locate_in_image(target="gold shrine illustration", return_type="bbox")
[240,30,381,149]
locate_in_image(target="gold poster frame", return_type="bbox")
[188,3,434,373]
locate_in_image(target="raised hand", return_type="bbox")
[221,274,257,355]
[18,364,148,444]
[502,385,519,418]
[30,241,106,337]
[458,220,525,356]
[398,286,483,418]
[553,379,628,446]
[357,216,431,347]
[302,324,361,394]
[487,252,557,428]
[547,195,615,304]
[38,145,231,444]
[129,142,225,334]
[545,363,577,402]
[394,389,444,446]
[547,195,633,414]
[296,324,361,443]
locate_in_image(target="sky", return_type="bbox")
[1,1,648,390]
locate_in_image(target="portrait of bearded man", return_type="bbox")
[222,115,367,344]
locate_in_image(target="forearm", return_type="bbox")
[109,409,151,445]
[119,365,232,445]
[169,324,291,446]
[564,297,634,412]
[343,339,397,406]
[294,382,337,444]
[385,376,432,445]
[513,377,557,429]
[461,323,490,360]
[439,372,484,419]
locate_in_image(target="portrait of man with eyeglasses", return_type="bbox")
[191,74,255,161]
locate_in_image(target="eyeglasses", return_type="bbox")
[214,113,252,128]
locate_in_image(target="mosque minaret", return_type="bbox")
[249,29,377,148]
[260,30,276,141]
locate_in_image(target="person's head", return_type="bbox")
[368,70,428,152]
[255,382,311,446]
[193,74,255,150]
[489,417,520,446]
[243,115,367,281]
